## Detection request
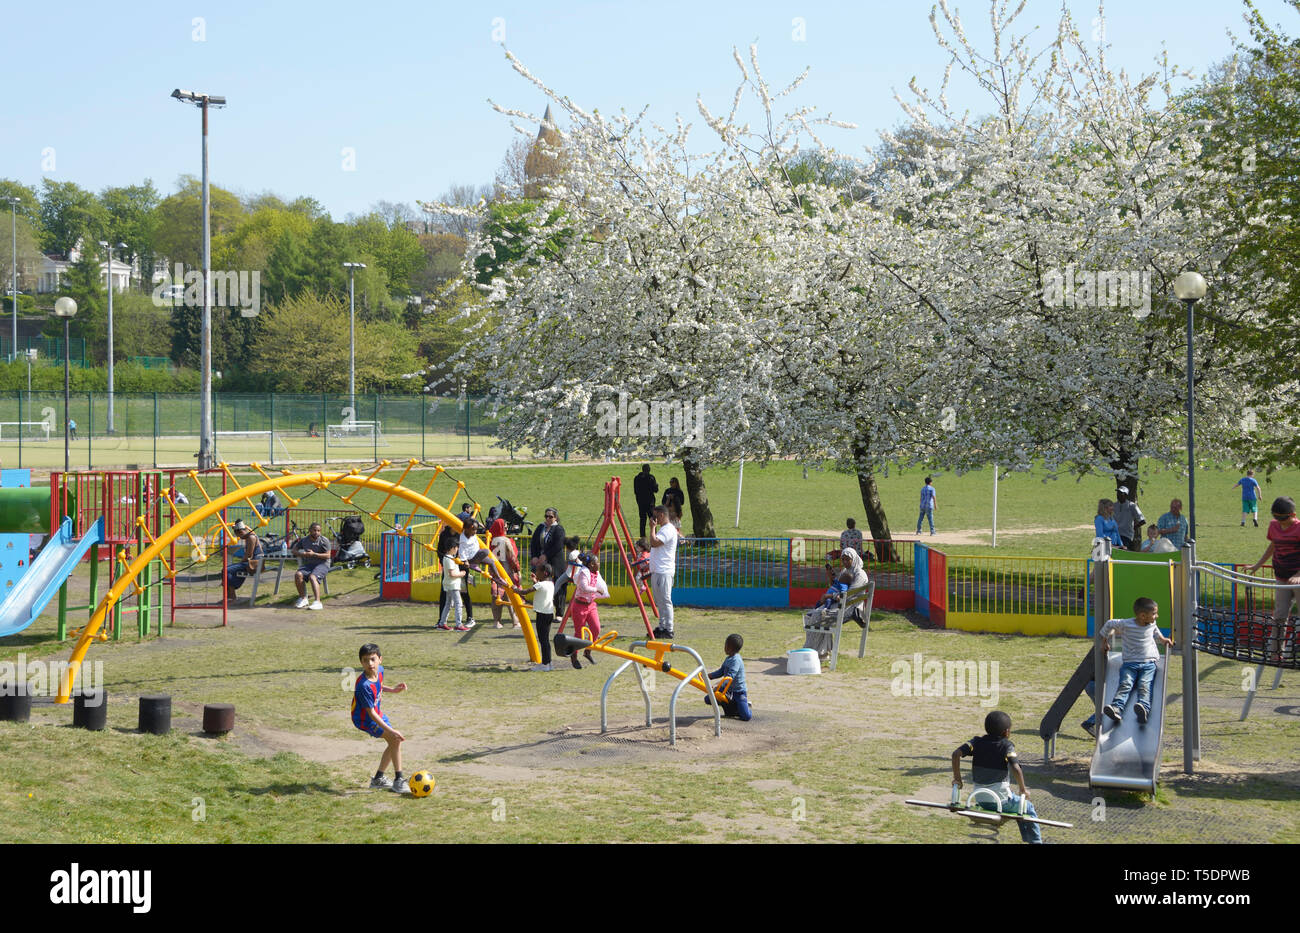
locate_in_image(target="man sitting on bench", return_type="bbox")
[226,519,263,603]
[293,522,331,610]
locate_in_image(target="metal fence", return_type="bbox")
[944,554,1090,616]
[0,391,523,470]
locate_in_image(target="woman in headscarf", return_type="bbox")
[488,518,522,628]
[803,548,870,658]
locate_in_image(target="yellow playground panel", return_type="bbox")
[56,459,539,702]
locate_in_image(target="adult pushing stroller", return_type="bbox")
[331,514,370,569]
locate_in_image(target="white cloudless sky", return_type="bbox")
[2,0,1294,219]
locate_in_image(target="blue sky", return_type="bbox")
[3,0,1294,219]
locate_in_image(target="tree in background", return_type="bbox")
[153,176,244,268]
[38,180,107,255]
[100,181,161,286]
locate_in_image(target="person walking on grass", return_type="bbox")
[488,518,521,628]
[1236,470,1262,528]
[916,476,937,536]
[436,538,470,631]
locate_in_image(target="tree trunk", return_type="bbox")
[681,454,716,539]
[852,439,896,562]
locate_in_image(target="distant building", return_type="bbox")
[37,242,133,294]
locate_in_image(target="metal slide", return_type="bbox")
[1088,646,1168,793]
[0,517,104,638]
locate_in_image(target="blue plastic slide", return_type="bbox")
[0,517,104,638]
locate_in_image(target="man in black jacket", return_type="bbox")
[633,464,659,537]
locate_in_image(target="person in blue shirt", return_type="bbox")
[1154,499,1189,550]
[707,633,751,721]
[916,476,938,535]
[351,643,408,793]
[1236,470,1261,527]
[1094,499,1122,547]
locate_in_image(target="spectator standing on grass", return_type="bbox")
[662,477,685,521]
[68,418,78,441]
[1236,470,1262,528]
[1094,499,1122,548]
[649,505,678,639]
[916,476,937,536]
[1154,499,1189,550]
[1113,486,1145,551]
[633,464,659,538]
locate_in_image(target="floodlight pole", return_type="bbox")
[343,261,366,415]
[172,88,226,469]
[5,196,18,362]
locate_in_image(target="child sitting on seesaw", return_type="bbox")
[1100,596,1173,727]
[951,710,1042,843]
[707,633,752,721]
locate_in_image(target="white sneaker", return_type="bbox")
[309,600,323,611]
[294,597,309,609]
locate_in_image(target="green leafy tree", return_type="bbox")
[100,181,161,286]
[38,180,108,254]
[152,176,244,267]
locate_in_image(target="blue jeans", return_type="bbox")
[724,691,752,721]
[227,561,253,591]
[917,507,935,534]
[1112,661,1156,715]
[975,794,1042,844]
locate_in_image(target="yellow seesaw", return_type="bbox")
[552,630,728,746]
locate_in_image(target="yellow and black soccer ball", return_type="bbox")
[409,770,435,798]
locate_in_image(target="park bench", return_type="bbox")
[802,579,876,671]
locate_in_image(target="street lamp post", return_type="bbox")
[54,297,77,472]
[1173,271,1208,542]
[343,261,366,415]
[171,88,226,470]
[99,240,127,433]
[5,196,19,362]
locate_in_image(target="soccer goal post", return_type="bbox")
[214,430,292,463]
[325,421,387,446]
[0,421,53,442]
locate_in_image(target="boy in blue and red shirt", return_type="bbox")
[351,643,409,793]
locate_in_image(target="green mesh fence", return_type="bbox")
[0,392,526,470]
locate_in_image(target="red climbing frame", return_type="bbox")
[558,477,658,637]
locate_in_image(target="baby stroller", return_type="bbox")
[331,514,370,569]
[493,496,532,535]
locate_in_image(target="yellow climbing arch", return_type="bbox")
[56,463,540,703]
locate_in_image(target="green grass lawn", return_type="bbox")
[235,459,1296,568]
[2,576,1296,844]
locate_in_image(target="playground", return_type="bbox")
[0,462,1297,844]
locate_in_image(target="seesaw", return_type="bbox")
[553,630,725,746]
[905,786,1074,829]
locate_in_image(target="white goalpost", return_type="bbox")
[326,421,387,446]
[0,421,53,442]
[214,430,292,463]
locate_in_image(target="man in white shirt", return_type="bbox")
[649,505,678,639]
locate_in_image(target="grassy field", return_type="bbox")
[252,459,1297,568]
[1,569,1296,844]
